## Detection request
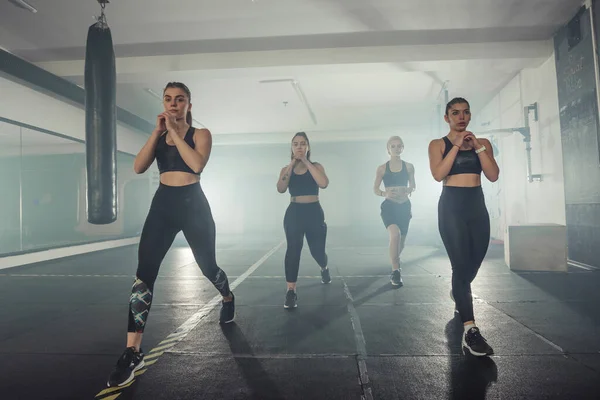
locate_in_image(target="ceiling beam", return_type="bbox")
[35,40,553,78]
[17,27,558,62]
[0,49,155,134]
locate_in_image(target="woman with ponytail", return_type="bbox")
[276,131,330,309]
[428,97,498,357]
[106,82,235,387]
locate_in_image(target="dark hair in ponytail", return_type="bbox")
[164,82,193,126]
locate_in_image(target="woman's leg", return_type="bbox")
[304,204,330,283]
[439,187,493,357]
[383,200,411,286]
[438,204,473,321]
[283,204,304,308]
[397,201,412,258]
[181,186,234,323]
[387,224,402,270]
[284,204,304,289]
[129,206,180,342]
[108,200,179,387]
[466,205,491,285]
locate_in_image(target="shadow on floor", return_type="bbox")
[445,316,498,400]
[221,322,286,399]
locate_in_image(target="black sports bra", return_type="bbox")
[442,136,482,176]
[288,165,319,196]
[155,127,199,175]
[382,161,409,187]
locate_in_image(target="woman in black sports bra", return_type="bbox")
[106,82,234,387]
[276,132,330,309]
[428,97,499,358]
[373,136,416,286]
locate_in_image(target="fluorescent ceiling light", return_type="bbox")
[8,0,38,13]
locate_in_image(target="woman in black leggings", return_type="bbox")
[276,132,330,309]
[107,82,234,387]
[428,97,499,357]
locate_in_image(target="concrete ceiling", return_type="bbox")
[0,0,584,143]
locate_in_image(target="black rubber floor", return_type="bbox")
[0,229,598,399]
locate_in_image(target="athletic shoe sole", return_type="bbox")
[107,359,145,387]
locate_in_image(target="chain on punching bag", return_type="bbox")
[84,1,117,224]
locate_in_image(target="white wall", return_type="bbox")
[199,145,290,235]
[203,133,443,247]
[475,53,566,241]
[0,76,147,154]
[0,76,152,265]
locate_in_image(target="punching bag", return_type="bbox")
[84,16,117,224]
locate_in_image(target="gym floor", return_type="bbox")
[0,228,599,400]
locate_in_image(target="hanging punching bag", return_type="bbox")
[84,10,117,225]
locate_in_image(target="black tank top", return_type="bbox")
[382,161,409,187]
[442,136,482,176]
[288,164,319,196]
[155,127,199,175]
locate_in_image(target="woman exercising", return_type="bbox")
[277,132,330,309]
[373,136,416,286]
[428,97,499,357]
[107,82,234,387]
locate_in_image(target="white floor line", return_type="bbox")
[341,277,374,400]
[94,239,284,399]
[169,240,284,336]
[0,237,139,270]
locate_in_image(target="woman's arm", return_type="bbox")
[133,130,162,174]
[474,138,499,182]
[277,160,297,193]
[305,161,329,189]
[428,139,459,182]
[407,162,417,194]
[170,128,211,174]
[373,164,386,196]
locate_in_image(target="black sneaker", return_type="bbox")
[220,292,235,324]
[107,346,145,387]
[390,269,403,286]
[462,327,494,357]
[321,268,331,284]
[284,289,297,309]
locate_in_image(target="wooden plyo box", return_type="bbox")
[504,224,568,272]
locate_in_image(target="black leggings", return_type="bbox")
[284,202,328,283]
[128,183,230,333]
[438,186,490,323]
